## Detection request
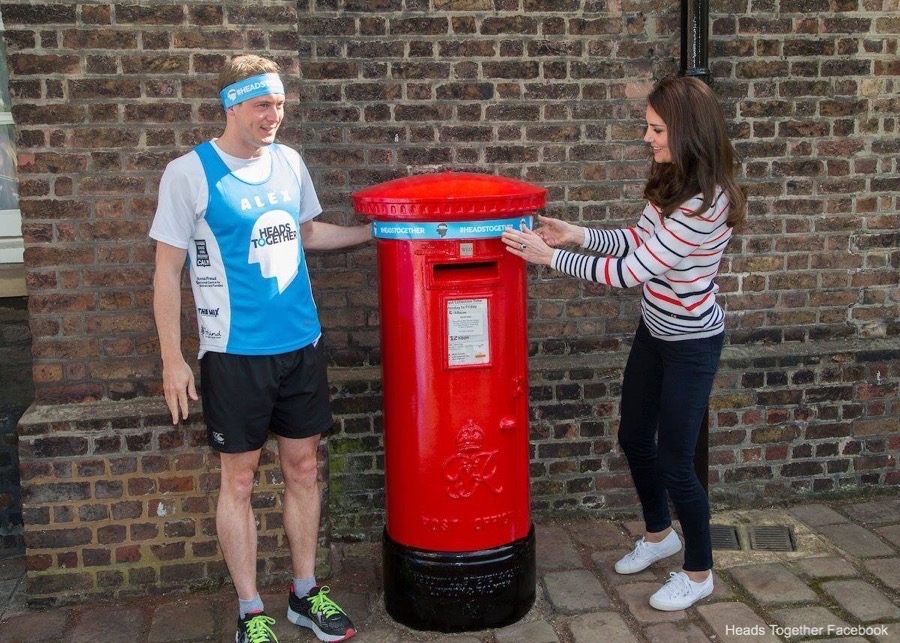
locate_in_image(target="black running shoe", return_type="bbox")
[287,585,356,642]
[236,611,278,643]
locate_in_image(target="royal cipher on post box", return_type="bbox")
[352,172,547,632]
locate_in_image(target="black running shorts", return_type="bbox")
[200,340,334,453]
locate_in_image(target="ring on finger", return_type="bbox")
[521,243,527,250]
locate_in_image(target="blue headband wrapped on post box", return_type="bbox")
[219,73,285,109]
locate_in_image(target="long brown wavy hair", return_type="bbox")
[643,77,746,227]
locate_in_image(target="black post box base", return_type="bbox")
[382,525,536,632]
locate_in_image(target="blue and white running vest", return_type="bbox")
[186,142,321,355]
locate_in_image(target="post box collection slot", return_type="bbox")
[432,261,499,283]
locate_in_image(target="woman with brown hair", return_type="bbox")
[502,76,745,611]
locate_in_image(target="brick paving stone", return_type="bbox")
[0,610,73,643]
[792,556,858,579]
[0,556,24,581]
[696,602,780,642]
[644,621,711,643]
[536,524,583,571]
[148,599,216,642]
[69,606,147,643]
[863,557,900,590]
[662,550,686,572]
[820,579,900,623]
[335,546,382,592]
[816,524,895,558]
[334,629,400,643]
[622,520,645,537]
[771,605,850,632]
[842,499,900,525]
[1,587,26,620]
[728,562,818,605]
[431,637,482,643]
[325,589,373,624]
[543,569,611,614]
[495,618,559,643]
[789,504,850,527]
[875,524,900,548]
[567,611,640,643]
[709,571,737,601]
[0,578,18,603]
[614,581,686,623]
[565,519,630,551]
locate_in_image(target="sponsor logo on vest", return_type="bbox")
[195,240,211,267]
[248,209,300,294]
[195,275,223,289]
[200,325,222,339]
[251,222,297,248]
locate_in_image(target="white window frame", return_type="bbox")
[0,10,25,297]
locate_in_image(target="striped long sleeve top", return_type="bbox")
[550,190,733,341]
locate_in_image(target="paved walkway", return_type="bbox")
[0,496,898,642]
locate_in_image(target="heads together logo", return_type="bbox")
[249,209,299,293]
[221,73,285,110]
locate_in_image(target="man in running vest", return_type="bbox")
[151,54,369,643]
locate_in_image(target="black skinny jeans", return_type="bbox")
[618,319,724,572]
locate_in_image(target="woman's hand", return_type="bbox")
[533,214,585,247]
[501,224,555,266]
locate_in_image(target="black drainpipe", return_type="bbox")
[680,0,711,85]
[681,0,712,491]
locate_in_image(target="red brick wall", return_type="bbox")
[16,399,330,603]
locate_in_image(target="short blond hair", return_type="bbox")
[218,55,281,91]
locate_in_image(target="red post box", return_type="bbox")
[352,172,547,632]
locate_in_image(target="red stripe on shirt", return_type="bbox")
[646,245,673,269]
[667,270,717,283]
[646,284,713,311]
[664,224,702,248]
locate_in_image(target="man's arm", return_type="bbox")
[153,241,198,424]
[300,220,372,250]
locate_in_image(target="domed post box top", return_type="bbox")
[352,171,547,222]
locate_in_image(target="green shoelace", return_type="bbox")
[310,586,345,618]
[245,614,278,643]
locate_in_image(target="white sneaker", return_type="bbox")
[614,530,682,574]
[649,571,714,611]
